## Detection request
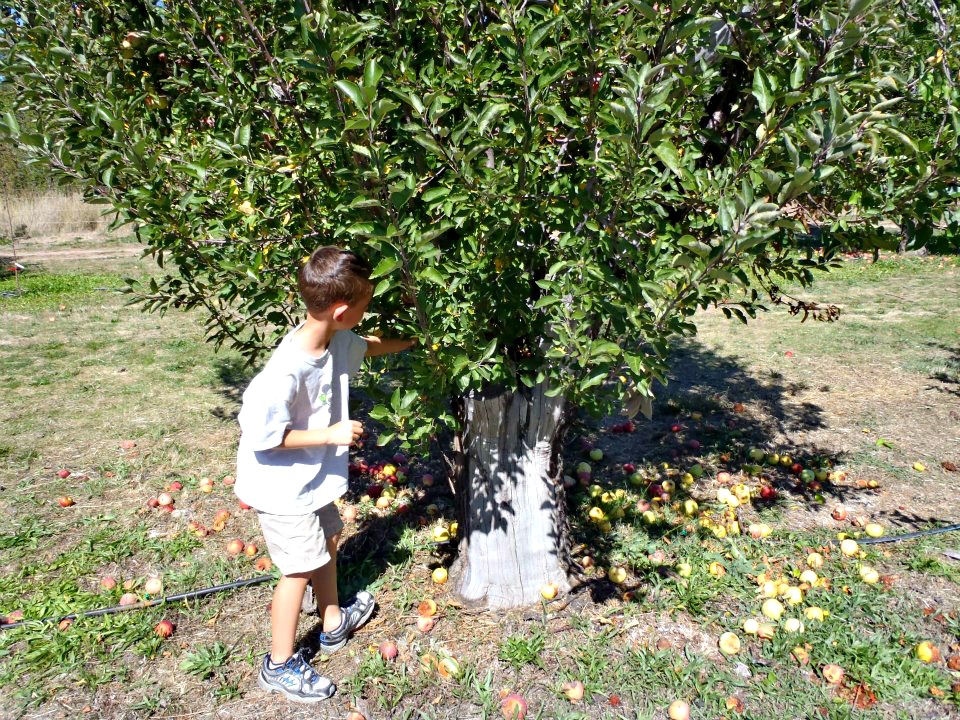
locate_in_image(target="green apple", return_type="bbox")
[748,448,766,462]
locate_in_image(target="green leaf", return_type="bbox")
[335,80,366,111]
[370,256,402,279]
[419,267,446,285]
[652,141,684,177]
[752,68,774,114]
[477,102,509,135]
[363,59,383,92]
[1,112,20,137]
[234,124,250,147]
[422,186,450,203]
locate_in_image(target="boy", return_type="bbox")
[234,246,414,703]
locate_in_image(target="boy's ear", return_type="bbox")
[331,303,349,322]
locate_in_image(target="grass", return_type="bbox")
[0,251,958,718]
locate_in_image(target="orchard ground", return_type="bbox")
[1,233,958,720]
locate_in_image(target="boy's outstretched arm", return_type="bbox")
[363,336,416,357]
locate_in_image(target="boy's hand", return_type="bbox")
[279,421,363,449]
[326,419,364,446]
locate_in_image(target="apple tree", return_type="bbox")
[1,0,956,607]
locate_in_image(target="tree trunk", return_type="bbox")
[447,382,571,609]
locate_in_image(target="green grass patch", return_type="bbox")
[0,271,132,310]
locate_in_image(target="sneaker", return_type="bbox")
[317,590,376,653]
[257,650,336,703]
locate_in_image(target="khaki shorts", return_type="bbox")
[256,503,344,576]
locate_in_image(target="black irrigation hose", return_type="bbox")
[0,574,275,632]
[4,524,959,632]
[856,523,960,545]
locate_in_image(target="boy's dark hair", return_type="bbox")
[297,246,372,313]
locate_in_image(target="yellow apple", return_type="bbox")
[762,598,785,620]
[840,539,859,557]
[718,631,741,656]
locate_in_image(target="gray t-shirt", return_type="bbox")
[234,326,367,515]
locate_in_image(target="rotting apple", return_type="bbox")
[416,616,435,633]
[822,664,845,684]
[226,539,245,555]
[57,496,75,507]
[562,680,585,703]
[154,619,175,638]
[254,557,272,572]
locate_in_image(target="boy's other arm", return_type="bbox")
[363,336,416,357]
[278,420,363,449]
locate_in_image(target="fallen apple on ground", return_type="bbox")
[154,620,175,638]
[432,568,448,584]
[378,640,398,661]
[416,616,435,632]
[822,664,845,684]
[540,583,559,600]
[668,699,690,720]
[501,693,528,719]
[561,680,585,703]
[718,631,741,656]
[57,496,75,508]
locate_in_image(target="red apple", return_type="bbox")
[255,557,273,572]
[687,439,701,451]
[623,463,636,474]
[157,493,174,507]
[421,473,435,487]
[378,640,399,661]
[671,424,682,433]
[119,592,138,606]
[367,483,383,498]
[147,497,160,508]
[790,463,803,475]
[759,485,777,501]
[154,619,175,638]
[221,475,235,486]
[238,500,252,510]
[169,481,183,491]
[57,496,75,507]
[120,440,137,449]
[226,539,245,555]
[831,505,847,521]
[416,616,435,632]
[57,469,71,479]
[100,576,117,590]
[244,543,258,558]
[501,693,528,720]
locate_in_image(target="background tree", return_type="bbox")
[1,0,956,607]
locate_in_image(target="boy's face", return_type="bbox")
[332,287,372,329]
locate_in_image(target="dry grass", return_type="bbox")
[1,192,111,239]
